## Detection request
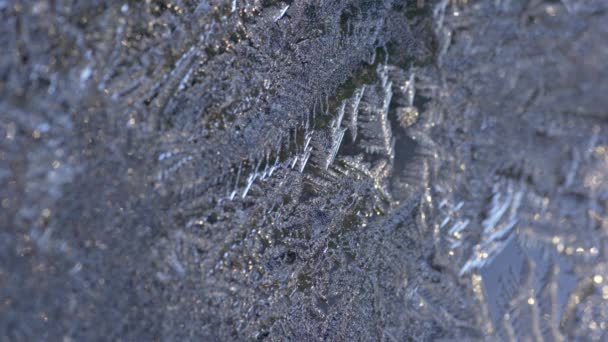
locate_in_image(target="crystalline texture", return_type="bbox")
[2,1,608,341]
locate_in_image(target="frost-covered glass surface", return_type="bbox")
[1,0,608,340]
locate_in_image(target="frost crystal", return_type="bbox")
[2,0,608,341]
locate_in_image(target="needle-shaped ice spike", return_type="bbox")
[350,86,365,142]
[332,102,346,133]
[325,128,346,170]
[291,155,299,169]
[299,150,311,173]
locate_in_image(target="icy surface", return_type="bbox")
[1,0,608,340]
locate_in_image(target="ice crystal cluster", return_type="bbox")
[1,0,608,341]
